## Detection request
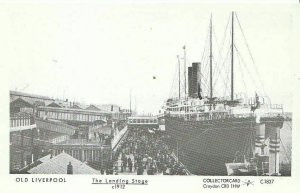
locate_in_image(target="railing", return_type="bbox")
[165,101,283,111]
[176,111,285,122]
[10,113,36,132]
[168,112,256,121]
[10,113,34,128]
[112,126,128,151]
[260,112,284,118]
[10,133,52,147]
[35,118,77,135]
[266,104,283,109]
[128,118,158,125]
[128,121,158,125]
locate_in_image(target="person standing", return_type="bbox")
[134,159,138,171]
[128,158,133,172]
[123,156,128,172]
[137,164,144,175]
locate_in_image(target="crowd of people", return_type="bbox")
[113,128,188,175]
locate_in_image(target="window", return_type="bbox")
[73,113,77,121]
[88,150,93,161]
[84,150,88,161]
[93,150,97,161]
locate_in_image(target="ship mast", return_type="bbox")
[183,46,187,98]
[177,55,181,99]
[209,15,213,101]
[129,89,132,115]
[231,11,234,101]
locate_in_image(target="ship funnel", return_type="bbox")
[188,63,200,98]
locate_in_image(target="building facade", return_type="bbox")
[52,140,112,170]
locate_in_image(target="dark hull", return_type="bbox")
[164,115,284,175]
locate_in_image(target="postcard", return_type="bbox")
[0,1,299,193]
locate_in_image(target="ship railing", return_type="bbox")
[167,103,210,110]
[260,112,284,118]
[168,108,284,121]
[229,113,255,119]
[227,112,283,119]
[169,112,256,121]
[265,104,283,109]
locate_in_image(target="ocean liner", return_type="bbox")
[161,12,286,176]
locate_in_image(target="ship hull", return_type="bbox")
[164,115,284,175]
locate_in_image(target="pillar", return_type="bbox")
[37,128,40,140]
[81,149,84,162]
[20,130,24,168]
[20,130,24,147]
[255,123,265,155]
[268,126,281,176]
[91,149,94,161]
[31,128,34,163]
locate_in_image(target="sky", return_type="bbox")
[0,3,299,114]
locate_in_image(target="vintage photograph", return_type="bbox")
[7,4,293,176]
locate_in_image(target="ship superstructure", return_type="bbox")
[161,12,288,176]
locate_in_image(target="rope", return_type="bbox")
[285,121,293,131]
[169,61,180,99]
[235,13,268,98]
[212,51,231,96]
[234,45,263,97]
[279,138,291,163]
[236,45,249,97]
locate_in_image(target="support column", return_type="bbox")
[31,128,34,163]
[255,123,265,155]
[20,130,24,168]
[268,126,281,176]
[20,130,24,146]
[81,149,84,162]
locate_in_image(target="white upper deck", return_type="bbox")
[162,95,283,121]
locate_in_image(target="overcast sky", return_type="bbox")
[1,3,299,114]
